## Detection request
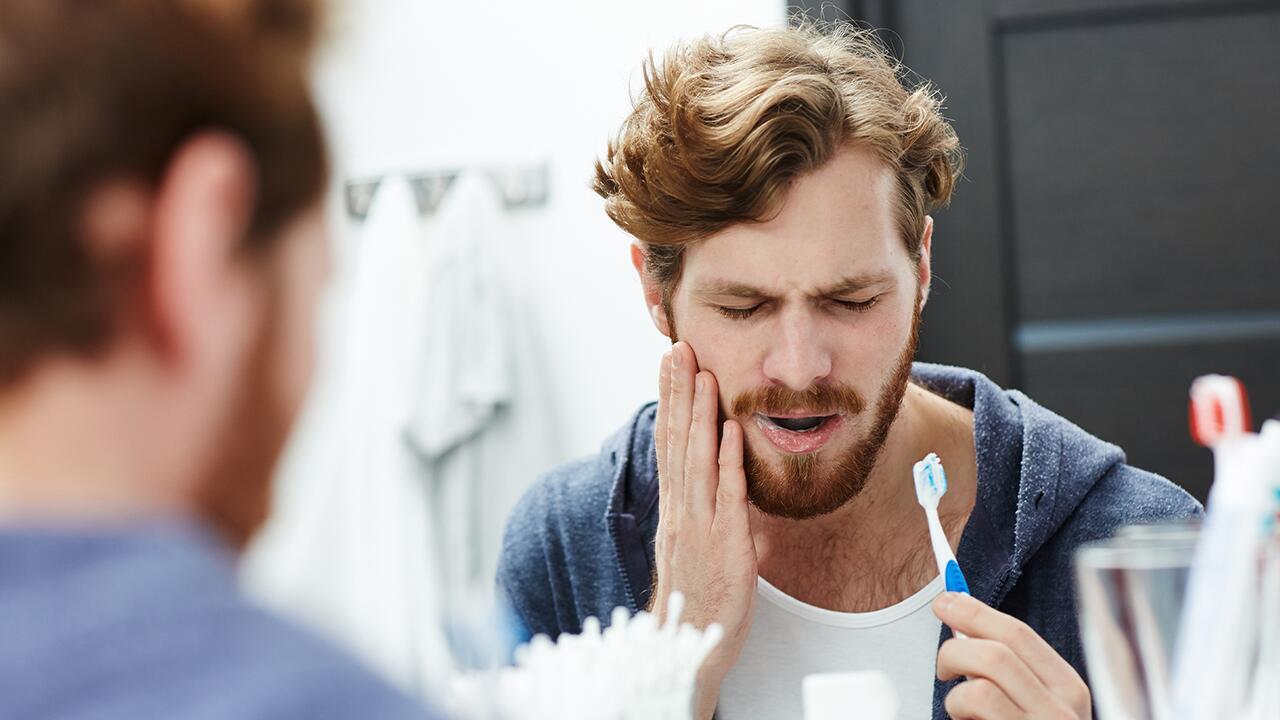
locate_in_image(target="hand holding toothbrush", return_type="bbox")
[915,454,1091,719]
[651,342,758,720]
[932,593,1092,720]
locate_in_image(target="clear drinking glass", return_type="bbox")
[1074,523,1198,720]
[1074,520,1280,720]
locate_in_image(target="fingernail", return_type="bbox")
[937,592,958,612]
[696,374,705,394]
[671,343,682,369]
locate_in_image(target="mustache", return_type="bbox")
[730,382,865,418]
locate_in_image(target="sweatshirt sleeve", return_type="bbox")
[495,475,562,643]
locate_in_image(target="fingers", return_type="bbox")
[934,593,1082,698]
[683,370,719,526]
[655,351,671,501]
[937,638,1047,713]
[654,351,674,568]
[715,419,749,513]
[944,678,1025,720]
[664,342,696,514]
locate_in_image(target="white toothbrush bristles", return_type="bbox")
[912,452,948,508]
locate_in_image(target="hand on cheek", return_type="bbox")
[653,341,758,720]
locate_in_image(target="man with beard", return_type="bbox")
[0,1,435,717]
[497,23,1201,720]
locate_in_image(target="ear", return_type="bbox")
[146,132,259,365]
[630,243,672,338]
[917,215,934,309]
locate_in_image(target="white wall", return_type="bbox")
[314,0,787,460]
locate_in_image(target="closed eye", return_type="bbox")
[834,297,879,313]
[714,303,763,320]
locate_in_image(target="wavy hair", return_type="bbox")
[593,21,964,304]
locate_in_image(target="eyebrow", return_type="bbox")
[691,271,897,300]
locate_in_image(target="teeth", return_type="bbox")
[769,416,826,432]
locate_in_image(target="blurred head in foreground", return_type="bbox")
[0,0,328,548]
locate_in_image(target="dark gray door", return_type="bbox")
[797,0,1280,501]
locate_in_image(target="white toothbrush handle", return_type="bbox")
[926,507,968,640]
[926,508,953,576]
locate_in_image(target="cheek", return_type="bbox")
[831,299,917,383]
[670,305,766,411]
[701,339,754,413]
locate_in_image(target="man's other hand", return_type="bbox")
[934,592,1092,720]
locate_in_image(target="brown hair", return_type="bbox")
[0,0,327,385]
[593,21,963,307]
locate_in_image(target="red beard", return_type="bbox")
[734,300,921,520]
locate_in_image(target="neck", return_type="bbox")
[0,357,193,527]
[750,382,977,612]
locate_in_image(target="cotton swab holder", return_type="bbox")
[447,591,723,720]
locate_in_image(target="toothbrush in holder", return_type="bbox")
[914,453,971,637]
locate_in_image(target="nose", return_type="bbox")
[761,306,833,392]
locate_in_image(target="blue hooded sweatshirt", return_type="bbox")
[497,363,1202,718]
[0,523,438,720]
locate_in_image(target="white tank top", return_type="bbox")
[717,574,945,720]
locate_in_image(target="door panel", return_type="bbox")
[796,0,1280,501]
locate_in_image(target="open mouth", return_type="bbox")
[765,415,834,432]
[754,413,845,454]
